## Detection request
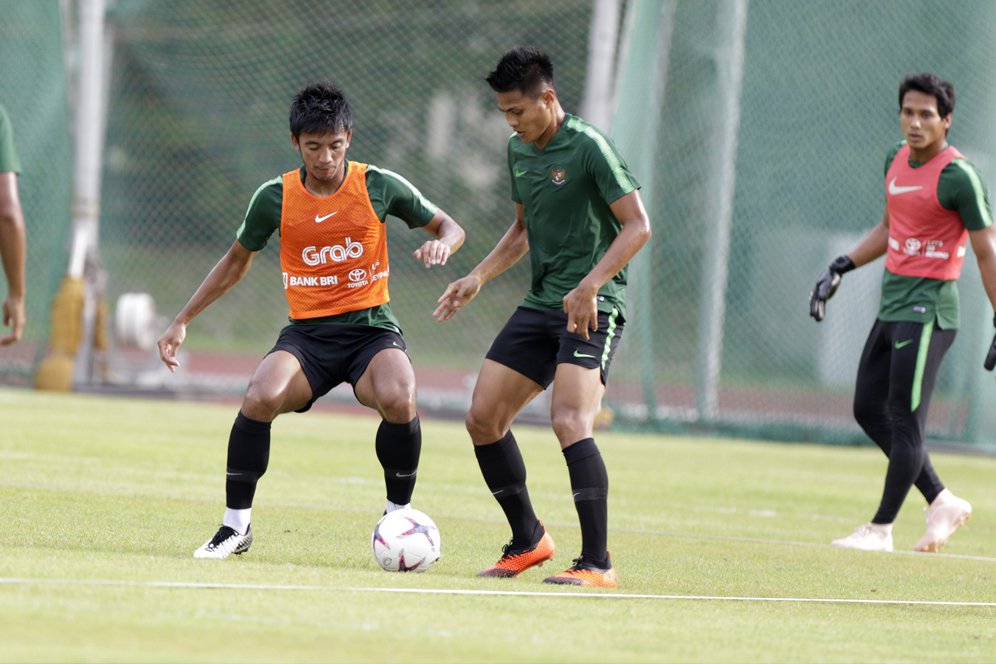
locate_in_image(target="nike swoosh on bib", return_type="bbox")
[888,177,923,196]
[315,212,338,223]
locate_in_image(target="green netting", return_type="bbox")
[0,0,73,384]
[100,0,592,374]
[10,0,996,449]
[613,0,996,447]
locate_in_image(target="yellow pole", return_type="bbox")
[33,276,85,391]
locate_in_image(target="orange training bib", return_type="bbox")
[279,162,391,319]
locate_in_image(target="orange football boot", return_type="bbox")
[478,528,555,578]
[543,554,618,588]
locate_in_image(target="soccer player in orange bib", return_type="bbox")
[810,73,996,552]
[157,82,464,558]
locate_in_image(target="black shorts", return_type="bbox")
[268,323,408,412]
[485,306,624,388]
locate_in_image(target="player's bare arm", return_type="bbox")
[0,170,26,345]
[157,240,256,371]
[434,204,530,321]
[413,209,465,268]
[968,225,996,310]
[848,206,891,267]
[810,207,890,321]
[969,225,996,372]
[562,190,651,340]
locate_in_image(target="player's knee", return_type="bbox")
[550,408,593,443]
[852,398,881,430]
[465,408,499,443]
[377,384,417,422]
[465,410,483,438]
[242,385,283,421]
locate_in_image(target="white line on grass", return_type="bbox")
[1,577,993,607]
[621,528,996,563]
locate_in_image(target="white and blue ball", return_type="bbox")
[371,508,441,572]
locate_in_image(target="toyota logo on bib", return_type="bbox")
[348,268,367,282]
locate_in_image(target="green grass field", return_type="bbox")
[1,388,993,663]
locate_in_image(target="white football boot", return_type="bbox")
[831,523,894,552]
[915,489,972,552]
[193,524,253,559]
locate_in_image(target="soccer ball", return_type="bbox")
[371,508,441,572]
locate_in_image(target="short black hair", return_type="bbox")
[485,46,555,96]
[899,73,955,119]
[289,81,353,137]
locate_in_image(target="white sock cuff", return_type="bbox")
[385,500,411,513]
[223,508,251,535]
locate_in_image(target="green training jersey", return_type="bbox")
[0,105,21,174]
[878,142,993,329]
[507,114,640,317]
[236,161,438,332]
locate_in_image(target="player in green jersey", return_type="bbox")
[0,104,26,345]
[810,73,996,552]
[435,46,651,587]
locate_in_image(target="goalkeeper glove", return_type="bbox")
[809,255,855,322]
[985,315,996,371]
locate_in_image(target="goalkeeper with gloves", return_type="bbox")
[809,73,996,553]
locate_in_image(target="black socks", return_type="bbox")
[375,416,422,505]
[225,414,421,511]
[475,430,540,548]
[225,412,271,509]
[564,438,609,568]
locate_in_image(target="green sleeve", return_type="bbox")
[507,136,522,204]
[235,176,282,251]
[0,105,22,174]
[365,165,437,228]
[581,127,639,205]
[883,141,904,178]
[938,158,993,231]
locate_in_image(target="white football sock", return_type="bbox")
[931,488,954,506]
[869,522,893,535]
[223,508,251,535]
[385,500,410,513]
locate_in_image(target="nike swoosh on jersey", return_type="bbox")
[888,177,923,196]
[315,212,338,223]
[894,339,914,349]
[514,169,528,177]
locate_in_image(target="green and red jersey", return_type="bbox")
[507,114,640,317]
[878,141,992,329]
